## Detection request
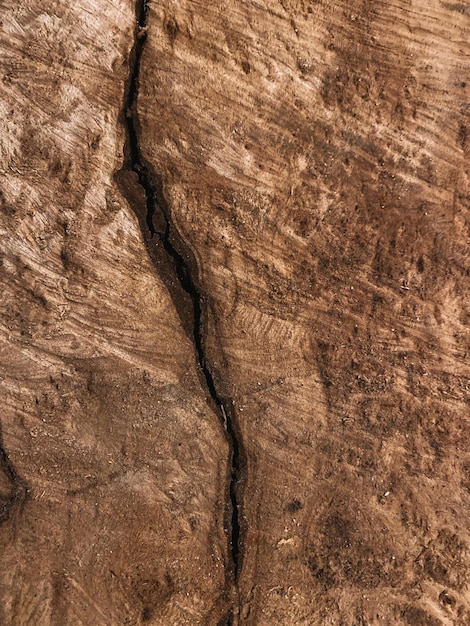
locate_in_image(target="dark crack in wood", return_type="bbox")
[115,0,246,619]
[0,425,28,525]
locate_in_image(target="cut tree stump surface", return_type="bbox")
[1,0,469,624]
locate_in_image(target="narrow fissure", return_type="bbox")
[116,0,244,615]
[0,429,27,525]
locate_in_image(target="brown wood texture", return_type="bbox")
[0,1,228,623]
[1,0,470,624]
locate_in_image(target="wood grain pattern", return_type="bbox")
[1,1,229,623]
[138,0,470,623]
[1,0,469,624]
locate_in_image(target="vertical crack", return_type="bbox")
[0,426,28,526]
[116,0,245,619]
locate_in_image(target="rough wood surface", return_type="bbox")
[138,1,470,623]
[0,1,228,623]
[1,0,470,624]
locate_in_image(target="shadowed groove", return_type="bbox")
[115,0,246,620]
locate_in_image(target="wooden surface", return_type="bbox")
[0,1,228,623]
[1,0,469,624]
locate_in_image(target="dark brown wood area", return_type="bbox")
[1,0,469,623]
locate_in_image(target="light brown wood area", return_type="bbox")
[1,0,469,624]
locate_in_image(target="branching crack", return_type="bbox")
[116,1,245,619]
